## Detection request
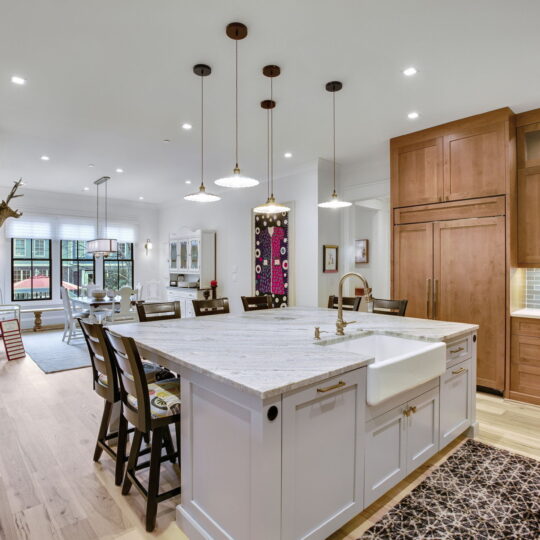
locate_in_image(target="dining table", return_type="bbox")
[71,295,136,321]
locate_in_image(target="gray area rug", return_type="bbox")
[360,439,540,539]
[23,330,91,373]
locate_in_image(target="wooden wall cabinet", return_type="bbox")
[391,109,513,209]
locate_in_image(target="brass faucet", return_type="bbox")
[336,272,373,335]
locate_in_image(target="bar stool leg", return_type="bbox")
[122,429,143,495]
[94,401,112,462]
[163,426,176,464]
[115,414,128,486]
[146,426,163,532]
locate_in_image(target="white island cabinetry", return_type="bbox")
[112,307,478,540]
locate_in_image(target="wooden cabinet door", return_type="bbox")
[406,387,439,472]
[439,358,472,447]
[433,217,506,391]
[391,138,443,207]
[510,332,540,405]
[364,404,407,507]
[517,167,540,266]
[443,122,506,201]
[393,223,433,318]
[281,370,364,540]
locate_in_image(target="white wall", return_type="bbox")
[159,161,320,313]
[0,186,159,328]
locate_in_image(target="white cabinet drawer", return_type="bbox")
[446,335,472,367]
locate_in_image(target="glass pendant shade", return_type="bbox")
[87,238,118,258]
[215,168,259,188]
[184,183,221,203]
[318,191,352,209]
[253,195,290,214]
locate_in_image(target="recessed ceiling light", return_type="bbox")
[11,75,26,85]
[407,111,419,120]
[40,155,50,161]
[83,186,90,191]
[138,196,144,200]
[88,163,95,168]
[116,168,124,173]
[163,139,171,143]
[185,180,192,184]
[403,67,418,77]
[182,123,192,130]
[284,152,293,158]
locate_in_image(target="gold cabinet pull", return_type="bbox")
[426,278,432,319]
[403,408,411,417]
[449,346,464,354]
[317,381,346,393]
[410,406,417,414]
[452,367,467,375]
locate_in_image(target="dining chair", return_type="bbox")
[105,328,181,532]
[136,301,181,322]
[134,282,143,301]
[107,286,138,324]
[61,286,90,343]
[372,298,408,317]
[192,298,230,317]
[79,319,174,486]
[241,295,273,311]
[328,295,361,311]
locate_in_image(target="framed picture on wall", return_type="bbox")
[355,239,369,264]
[323,245,339,273]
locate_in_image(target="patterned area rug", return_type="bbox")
[23,330,90,373]
[360,439,539,539]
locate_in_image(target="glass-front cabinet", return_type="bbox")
[169,242,178,271]
[190,239,200,272]
[179,240,189,271]
[518,122,540,169]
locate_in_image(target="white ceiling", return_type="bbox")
[1,0,539,204]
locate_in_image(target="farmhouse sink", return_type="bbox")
[326,334,446,405]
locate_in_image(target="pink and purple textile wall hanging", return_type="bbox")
[254,212,289,307]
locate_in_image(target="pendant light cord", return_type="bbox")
[105,180,108,237]
[267,109,271,199]
[270,77,274,198]
[333,90,336,194]
[96,183,99,237]
[235,40,239,169]
[201,73,204,187]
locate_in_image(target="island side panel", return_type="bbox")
[178,367,282,540]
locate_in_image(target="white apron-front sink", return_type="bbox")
[325,334,446,405]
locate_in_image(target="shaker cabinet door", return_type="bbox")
[393,223,433,319]
[440,359,472,447]
[517,167,540,266]
[406,387,439,472]
[443,122,506,201]
[281,370,364,540]
[434,217,506,392]
[364,404,407,507]
[391,138,444,208]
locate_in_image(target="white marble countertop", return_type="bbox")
[111,307,477,399]
[511,308,540,319]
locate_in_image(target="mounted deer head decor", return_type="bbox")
[0,179,24,228]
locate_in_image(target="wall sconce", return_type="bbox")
[144,239,153,255]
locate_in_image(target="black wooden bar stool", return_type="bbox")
[79,319,175,486]
[105,328,181,532]
[241,295,273,311]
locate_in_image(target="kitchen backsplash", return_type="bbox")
[526,269,540,309]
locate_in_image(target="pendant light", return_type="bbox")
[254,65,290,214]
[214,22,259,189]
[87,176,118,258]
[185,64,221,203]
[318,81,352,209]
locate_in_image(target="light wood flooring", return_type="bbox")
[0,334,539,540]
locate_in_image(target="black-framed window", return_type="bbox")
[11,238,52,301]
[61,240,95,297]
[103,242,134,291]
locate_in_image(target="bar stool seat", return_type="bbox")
[127,379,181,418]
[97,361,171,387]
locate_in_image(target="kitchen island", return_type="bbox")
[113,307,478,540]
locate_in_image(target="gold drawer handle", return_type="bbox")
[452,367,467,375]
[403,406,417,417]
[449,346,464,354]
[317,381,346,393]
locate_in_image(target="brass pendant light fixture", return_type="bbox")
[254,65,290,214]
[215,22,259,189]
[318,81,352,209]
[185,64,221,203]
